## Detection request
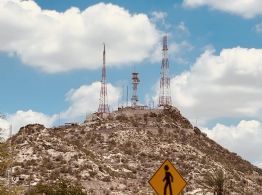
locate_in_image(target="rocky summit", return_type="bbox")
[4,106,262,194]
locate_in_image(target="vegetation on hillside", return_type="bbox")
[29,179,86,195]
[200,169,227,195]
[0,128,23,194]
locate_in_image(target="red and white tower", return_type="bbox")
[131,72,140,107]
[98,43,110,113]
[159,35,172,107]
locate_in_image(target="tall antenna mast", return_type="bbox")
[126,85,128,107]
[131,72,140,107]
[159,35,172,107]
[98,43,110,114]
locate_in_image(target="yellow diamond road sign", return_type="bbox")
[149,159,187,195]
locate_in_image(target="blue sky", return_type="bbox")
[0,0,262,166]
[0,0,260,115]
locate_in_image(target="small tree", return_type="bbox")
[200,169,227,195]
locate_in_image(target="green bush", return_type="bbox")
[0,142,9,176]
[29,179,86,195]
[200,169,227,195]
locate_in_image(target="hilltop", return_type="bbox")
[3,106,262,194]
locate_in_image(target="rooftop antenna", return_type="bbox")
[98,43,110,114]
[131,71,140,107]
[122,85,125,108]
[126,85,129,107]
[159,35,172,107]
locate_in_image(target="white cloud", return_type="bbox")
[151,11,167,22]
[169,47,262,121]
[257,162,262,169]
[0,81,121,135]
[0,0,160,73]
[0,117,11,139]
[0,110,56,139]
[8,110,56,133]
[177,21,190,36]
[150,11,170,30]
[202,120,262,167]
[183,0,262,18]
[61,81,121,119]
[255,22,262,33]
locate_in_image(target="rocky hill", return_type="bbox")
[3,106,262,194]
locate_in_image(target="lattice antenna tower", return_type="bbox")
[131,72,140,107]
[159,35,172,106]
[98,43,110,113]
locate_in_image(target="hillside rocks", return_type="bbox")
[3,106,262,194]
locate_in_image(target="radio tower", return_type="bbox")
[159,35,172,107]
[131,72,140,107]
[98,43,110,114]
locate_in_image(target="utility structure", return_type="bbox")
[159,35,172,107]
[98,43,110,114]
[126,85,129,107]
[131,72,140,107]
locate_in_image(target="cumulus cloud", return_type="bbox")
[177,21,190,36]
[202,120,262,167]
[0,81,121,135]
[150,11,170,30]
[0,110,56,139]
[168,47,262,121]
[183,0,262,18]
[257,163,262,169]
[61,81,121,119]
[151,11,167,22]
[0,117,11,139]
[0,0,160,73]
[8,110,56,133]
